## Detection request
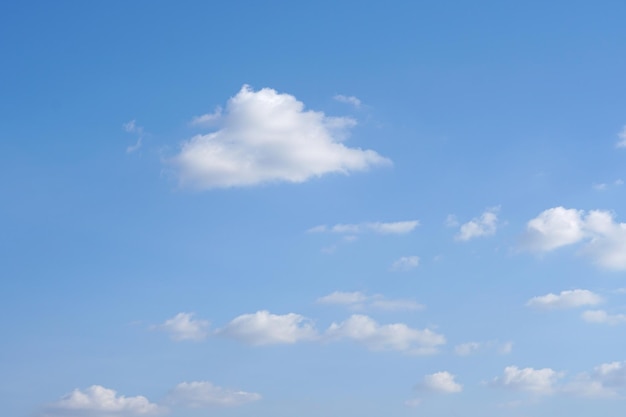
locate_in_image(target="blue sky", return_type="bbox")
[2,1,626,416]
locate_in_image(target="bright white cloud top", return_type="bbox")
[166,381,261,408]
[521,207,626,269]
[171,85,390,188]
[526,289,604,310]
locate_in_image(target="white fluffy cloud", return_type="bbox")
[455,207,499,241]
[216,310,318,345]
[526,289,603,310]
[325,314,445,354]
[45,385,162,416]
[390,256,420,271]
[581,309,626,325]
[152,313,210,341]
[166,381,261,408]
[308,220,419,235]
[316,291,424,311]
[616,126,626,148]
[419,371,463,393]
[171,85,390,188]
[491,366,563,395]
[521,207,626,270]
[333,94,362,108]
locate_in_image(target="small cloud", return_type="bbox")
[308,220,419,236]
[317,291,424,311]
[216,311,318,345]
[44,385,163,416]
[333,94,362,108]
[455,207,500,241]
[325,314,445,355]
[581,309,626,325]
[593,183,608,191]
[417,371,463,393]
[152,312,210,341]
[390,256,420,271]
[165,381,261,408]
[526,289,603,310]
[490,366,564,395]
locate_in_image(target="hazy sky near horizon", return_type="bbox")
[2,1,626,416]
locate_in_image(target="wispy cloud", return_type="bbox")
[317,291,424,311]
[152,312,210,341]
[526,289,603,310]
[333,94,362,108]
[390,256,420,271]
[308,220,419,235]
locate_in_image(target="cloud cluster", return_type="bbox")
[455,207,500,241]
[171,85,390,188]
[526,289,604,310]
[521,207,626,270]
[317,291,424,311]
[44,381,261,417]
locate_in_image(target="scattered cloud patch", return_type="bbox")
[564,361,626,398]
[526,289,603,310]
[616,126,626,148]
[491,366,563,395]
[455,207,500,241]
[581,310,626,325]
[521,207,626,270]
[445,214,459,228]
[216,310,318,345]
[325,314,445,354]
[454,340,513,356]
[418,371,463,393]
[166,381,261,408]
[152,313,210,341]
[123,120,144,153]
[308,220,419,235]
[317,291,424,311]
[390,256,420,271]
[170,85,390,188]
[333,94,362,108]
[44,385,162,416]
[190,107,222,126]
